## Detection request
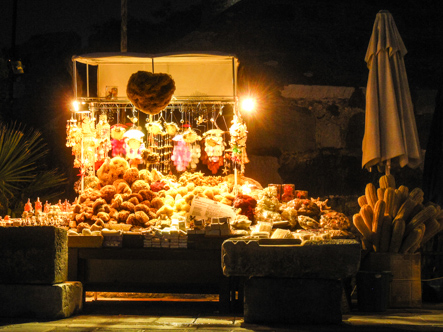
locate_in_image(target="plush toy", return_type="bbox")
[111,124,127,157]
[123,128,145,167]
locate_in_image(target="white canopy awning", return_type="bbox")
[72,52,239,101]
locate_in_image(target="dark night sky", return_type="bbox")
[1,0,442,89]
[0,0,199,48]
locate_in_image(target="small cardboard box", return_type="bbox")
[102,234,123,248]
[122,232,143,248]
[68,235,103,248]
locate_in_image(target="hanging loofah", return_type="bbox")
[126,71,176,115]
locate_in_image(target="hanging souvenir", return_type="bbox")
[66,118,79,148]
[200,129,224,174]
[81,114,95,135]
[183,128,201,144]
[146,121,164,135]
[171,135,192,172]
[124,128,145,167]
[110,124,127,157]
[141,149,160,165]
[189,143,201,169]
[196,115,207,126]
[222,152,231,175]
[82,135,98,167]
[203,129,225,161]
[96,113,111,141]
[95,113,111,169]
[78,113,98,174]
[201,147,224,174]
[229,114,249,173]
[165,122,180,136]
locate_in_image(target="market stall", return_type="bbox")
[58,52,364,313]
[2,51,443,320]
[68,52,244,188]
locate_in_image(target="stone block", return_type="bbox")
[222,238,360,279]
[0,282,83,319]
[361,253,422,308]
[243,277,343,324]
[0,226,68,284]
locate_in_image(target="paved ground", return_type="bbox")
[0,298,442,332]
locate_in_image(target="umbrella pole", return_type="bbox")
[386,159,391,176]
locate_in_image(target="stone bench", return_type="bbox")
[0,226,82,318]
[222,238,361,324]
[0,282,83,319]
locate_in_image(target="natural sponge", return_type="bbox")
[126,71,176,115]
[97,157,129,186]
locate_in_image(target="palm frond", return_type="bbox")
[0,122,67,216]
[23,169,67,199]
[0,123,48,196]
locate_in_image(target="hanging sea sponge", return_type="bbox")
[126,71,176,115]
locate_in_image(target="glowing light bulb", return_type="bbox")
[241,98,256,112]
[241,184,252,195]
[73,101,79,112]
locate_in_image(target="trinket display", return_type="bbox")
[144,113,173,174]
[171,135,192,172]
[123,128,145,167]
[110,124,127,157]
[229,113,249,174]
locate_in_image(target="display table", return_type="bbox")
[68,235,242,313]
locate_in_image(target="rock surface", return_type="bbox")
[243,277,343,324]
[0,226,68,284]
[0,282,83,319]
[222,238,361,279]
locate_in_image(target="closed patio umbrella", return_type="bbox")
[362,10,422,174]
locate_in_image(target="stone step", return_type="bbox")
[0,281,83,319]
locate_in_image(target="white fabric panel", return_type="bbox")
[98,63,153,98]
[154,61,234,98]
[73,52,238,100]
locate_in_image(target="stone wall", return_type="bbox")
[244,85,437,200]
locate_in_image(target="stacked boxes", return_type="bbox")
[143,229,188,248]
[202,217,231,237]
[102,233,123,247]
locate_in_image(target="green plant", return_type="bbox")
[0,122,67,217]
